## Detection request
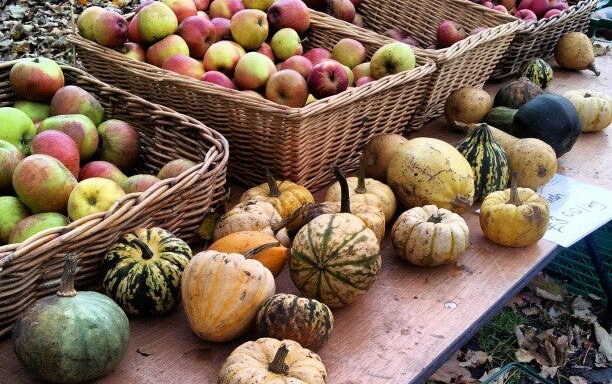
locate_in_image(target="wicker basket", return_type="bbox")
[491,0,599,79]
[348,0,523,123]
[0,61,229,337]
[68,11,436,190]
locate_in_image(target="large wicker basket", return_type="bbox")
[491,0,599,79]
[347,0,523,123]
[0,61,229,337]
[69,11,436,190]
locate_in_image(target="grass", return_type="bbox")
[477,307,527,368]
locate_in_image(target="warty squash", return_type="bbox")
[564,90,611,132]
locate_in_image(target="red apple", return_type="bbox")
[178,16,217,58]
[30,130,80,177]
[436,20,468,48]
[481,0,494,7]
[352,13,364,27]
[122,174,161,194]
[351,62,370,81]
[257,43,276,62]
[157,159,197,179]
[79,161,127,185]
[383,28,407,41]
[96,119,140,172]
[77,6,104,41]
[0,140,24,192]
[163,0,198,22]
[355,76,374,86]
[307,60,348,99]
[194,0,210,10]
[303,47,332,66]
[116,42,146,62]
[265,69,309,107]
[233,52,277,90]
[197,10,211,20]
[401,36,420,47]
[493,4,509,13]
[38,115,100,161]
[267,0,310,34]
[209,0,245,18]
[92,9,128,47]
[547,0,569,12]
[543,8,563,17]
[203,40,244,75]
[50,85,105,126]
[146,34,190,67]
[162,54,206,78]
[127,14,144,44]
[211,17,232,40]
[514,9,538,21]
[201,71,236,89]
[329,0,356,23]
[518,0,548,17]
[9,58,64,102]
[280,55,313,78]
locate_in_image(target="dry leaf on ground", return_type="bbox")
[430,351,477,383]
[458,350,491,368]
[569,376,590,384]
[594,321,612,363]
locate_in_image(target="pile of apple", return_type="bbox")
[0,57,197,246]
[77,0,417,108]
[383,21,489,50]
[470,0,570,20]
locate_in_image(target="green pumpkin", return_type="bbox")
[485,106,517,133]
[456,123,510,201]
[13,255,130,384]
[522,58,553,89]
[256,293,334,351]
[102,227,192,315]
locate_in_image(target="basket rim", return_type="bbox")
[0,61,229,268]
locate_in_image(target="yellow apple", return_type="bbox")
[67,177,125,221]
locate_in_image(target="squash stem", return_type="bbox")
[57,253,78,297]
[243,242,281,259]
[508,172,521,206]
[132,238,154,260]
[355,152,367,194]
[271,203,314,234]
[588,63,600,77]
[427,214,444,223]
[268,344,289,375]
[265,168,281,197]
[332,165,351,214]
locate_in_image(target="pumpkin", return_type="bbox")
[564,90,612,132]
[13,254,130,384]
[214,200,290,246]
[444,87,493,130]
[522,58,553,89]
[387,137,475,213]
[324,152,396,222]
[256,293,334,350]
[362,133,408,182]
[392,205,469,266]
[554,32,600,76]
[208,231,289,277]
[219,338,326,384]
[102,227,192,316]
[456,123,510,201]
[181,244,276,342]
[485,106,517,134]
[480,176,550,247]
[513,93,582,157]
[290,167,381,308]
[493,77,543,109]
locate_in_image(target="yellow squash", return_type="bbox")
[564,90,611,132]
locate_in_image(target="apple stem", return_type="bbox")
[265,168,281,197]
[300,37,310,44]
[355,152,367,194]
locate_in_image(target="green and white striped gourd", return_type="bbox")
[456,123,510,201]
[102,227,192,315]
[522,58,553,89]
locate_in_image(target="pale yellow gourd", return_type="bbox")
[564,90,611,132]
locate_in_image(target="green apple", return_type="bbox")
[230,9,269,50]
[137,1,179,44]
[0,139,24,192]
[77,6,104,40]
[50,85,105,126]
[13,101,51,126]
[0,196,31,243]
[352,62,371,81]
[243,0,274,10]
[203,40,245,76]
[306,94,317,105]
[233,52,277,90]
[67,178,126,221]
[270,28,302,61]
[0,107,36,154]
[38,114,100,161]
[332,38,366,69]
[370,42,415,80]
[342,64,354,86]
[8,212,69,244]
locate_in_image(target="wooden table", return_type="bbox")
[1,56,610,384]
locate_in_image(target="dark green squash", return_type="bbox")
[513,94,582,157]
[102,227,192,315]
[493,77,543,109]
[13,254,130,384]
[456,123,510,201]
[522,58,553,89]
[485,106,517,133]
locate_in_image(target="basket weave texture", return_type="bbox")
[354,0,523,122]
[69,11,436,190]
[491,0,599,79]
[0,61,229,337]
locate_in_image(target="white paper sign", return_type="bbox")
[538,174,612,248]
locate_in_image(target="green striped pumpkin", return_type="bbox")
[456,123,510,201]
[485,106,517,133]
[522,58,553,89]
[289,212,381,308]
[256,293,334,350]
[102,227,192,315]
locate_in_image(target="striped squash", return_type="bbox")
[102,227,192,316]
[256,293,334,351]
[522,58,553,89]
[456,123,510,201]
[289,212,381,308]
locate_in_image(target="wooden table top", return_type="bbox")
[1,55,609,384]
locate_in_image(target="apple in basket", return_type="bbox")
[158,159,197,179]
[8,213,70,244]
[121,174,161,194]
[233,52,277,90]
[0,107,36,154]
[30,130,81,177]
[303,47,332,66]
[163,54,206,79]
[547,0,569,12]
[514,9,538,21]
[543,8,563,18]
[79,161,128,186]
[137,2,179,44]
[209,0,246,19]
[401,36,420,47]
[369,42,416,79]
[9,57,65,102]
[51,85,105,126]
[257,43,276,62]
[146,34,190,68]
[267,0,311,33]
[96,119,141,172]
[383,28,407,41]
[201,71,236,89]
[13,101,51,127]
[265,69,309,108]
[280,55,313,78]
[203,40,245,75]
[436,20,468,48]
[162,0,198,22]
[492,4,509,13]
[328,0,356,23]
[91,9,128,48]
[38,115,100,161]
[178,16,217,58]
[0,140,24,192]
[68,178,125,221]
[211,17,232,40]
[332,38,366,69]
[518,0,549,18]
[117,42,146,62]
[77,6,104,41]
[243,0,275,10]
[270,28,303,61]
[193,0,210,11]
[352,62,370,81]
[230,9,270,49]
[307,60,349,99]
[0,196,30,244]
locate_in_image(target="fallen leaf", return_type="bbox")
[569,376,589,384]
[458,350,491,368]
[594,321,612,363]
[479,367,506,384]
[7,4,26,20]
[516,348,534,363]
[430,351,476,383]
[530,274,565,302]
[539,366,559,379]
[536,287,564,302]
[522,306,541,316]
[594,351,608,368]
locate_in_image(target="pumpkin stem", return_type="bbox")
[587,63,600,77]
[355,152,367,194]
[332,164,351,214]
[268,344,290,375]
[132,237,154,260]
[271,203,314,233]
[508,172,521,206]
[57,253,78,297]
[584,92,591,98]
[427,213,444,223]
[265,168,281,197]
[243,241,281,259]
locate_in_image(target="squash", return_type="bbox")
[214,200,290,246]
[290,167,381,308]
[513,94,582,157]
[219,338,326,384]
[362,133,408,182]
[485,106,517,133]
[493,77,543,109]
[102,227,192,316]
[480,176,550,247]
[256,293,334,350]
[181,244,276,342]
[444,87,493,129]
[324,152,396,222]
[208,231,289,277]
[13,254,130,383]
[554,32,600,76]
[391,205,469,266]
[564,90,611,132]
[456,123,510,201]
[387,137,475,213]
[522,58,553,89]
